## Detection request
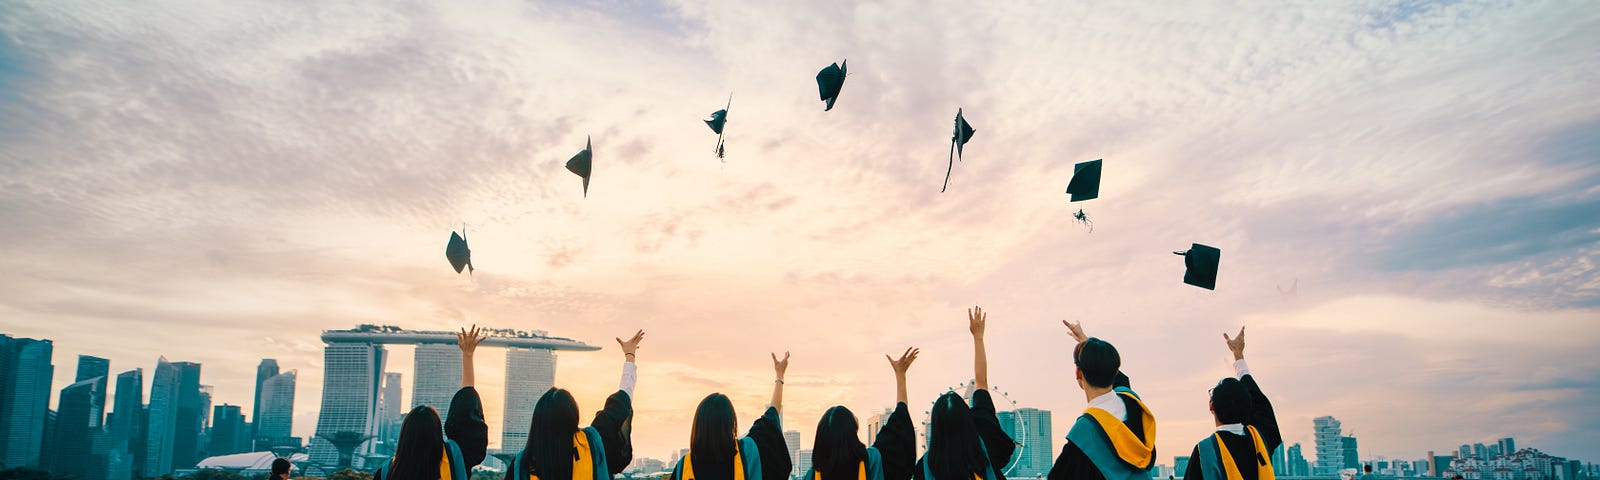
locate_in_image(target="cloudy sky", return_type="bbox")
[2,0,1598,468]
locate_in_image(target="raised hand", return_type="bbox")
[887,347,919,404]
[617,330,645,361]
[457,325,487,356]
[1224,326,1246,360]
[886,347,920,376]
[772,351,791,378]
[968,306,986,338]
[1062,320,1088,343]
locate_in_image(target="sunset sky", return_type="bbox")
[2,0,1597,467]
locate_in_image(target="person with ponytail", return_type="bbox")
[914,306,1015,480]
[375,325,490,480]
[670,351,793,480]
[506,330,645,480]
[804,347,920,480]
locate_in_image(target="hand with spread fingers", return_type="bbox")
[886,347,919,404]
[617,330,645,362]
[1225,326,1246,361]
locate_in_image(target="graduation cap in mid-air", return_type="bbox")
[942,108,975,192]
[565,136,592,197]
[1067,159,1102,202]
[1173,243,1221,290]
[705,95,730,160]
[816,60,847,111]
[445,227,473,275]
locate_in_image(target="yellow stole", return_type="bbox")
[529,431,598,480]
[682,447,745,480]
[1081,392,1158,468]
[1213,426,1276,480]
[811,460,867,480]
[439,450,453,480]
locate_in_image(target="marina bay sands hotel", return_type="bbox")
[308,325,599,468]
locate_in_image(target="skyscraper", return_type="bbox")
[0,335,53,468]
[863,407,895,446]
[1341,435,1360,470]
[412,343,462,420]
[1287,443,1308,477]
[1313,416,1343,476]
[1271,443,1285,475]
[310,342,387,467]
[375,372,403,452]
[75,355,111,427]
[1498,437,1516,456]
[502,347,555,452]
[170,362,203,469]
[53,376,106,480]
[209,404,248,456]
[252,359,279,441]
[1014,408,1052,476]
[255,370,296,449]
[143,357,180,477]
[108,369,143,480]
[783,430,801,478]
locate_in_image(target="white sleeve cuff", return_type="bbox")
[619,361,637,398]
[1233,359,1251,378]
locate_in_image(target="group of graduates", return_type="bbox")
[366,308,1280,480]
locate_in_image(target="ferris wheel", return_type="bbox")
[920,380,1030,477]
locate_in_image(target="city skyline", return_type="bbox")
[2,0,1598,473]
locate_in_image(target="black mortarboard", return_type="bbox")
[942,108,975,192]
[705,94,731,160]
[816,60,847,111]
[1067,159,1102,202]
[445,228,473,275]
[565,136,592,197]
[1173,243,1221,290]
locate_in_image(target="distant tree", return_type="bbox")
[0,467,57,480]
[185,470,250,480]
[326,469,371,480]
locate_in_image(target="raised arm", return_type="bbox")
[616,330,644,396]
[969,306,988,390]
[1226,326,1281,451]
[886,347,919,405]
[771,351,789,413]
[458,325,486,387]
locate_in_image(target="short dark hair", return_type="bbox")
[1073,338,1120,388]
[1209,377,1251,424]
[1364,465,1373,472]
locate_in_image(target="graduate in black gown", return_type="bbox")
[1183,327,1281,480]
[804,347,920,480]
[506,330,645,480]
[375,326,490,480]
[913,306,1016,480]
[1048,321,1157,480]
[670,352,793,480]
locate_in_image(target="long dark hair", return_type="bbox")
[925,392,989,480]
[688,393,739,480]
[389,405,445,480]
[812,406,867,480]
[524,388,581,480]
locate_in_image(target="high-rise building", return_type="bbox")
[1341,435,1360,470]
[309,342,387,467]
[53,376,106,480]
[1174,456,1191,476]
[1287,443,1308,477]
[255,370,297,450]
[375,372,403,452]
[75,355,111,428]
[209,404,248,456]
[784,430,801,478]
[502,347,555,452]
[797,449,814,477]
[1314,416,1343,476]
[1014,408,1052,477]
[863,407,895,446]
[108,369,143,480]
[0,335,53,468]
[412,343,462,420]
[1498,437,1516,456]
[252,359,279,441]
[171,362,203,469]
[143,357,180,477]
[1271,443,1285,475]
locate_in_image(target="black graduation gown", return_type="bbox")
[911,389,1017,480]
[1184,374,1280,480]
[871,402,918,480]
[503,389,635,480]
[749,406,794,480]
[376,386,488,480]
[1047,373,1148,480]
